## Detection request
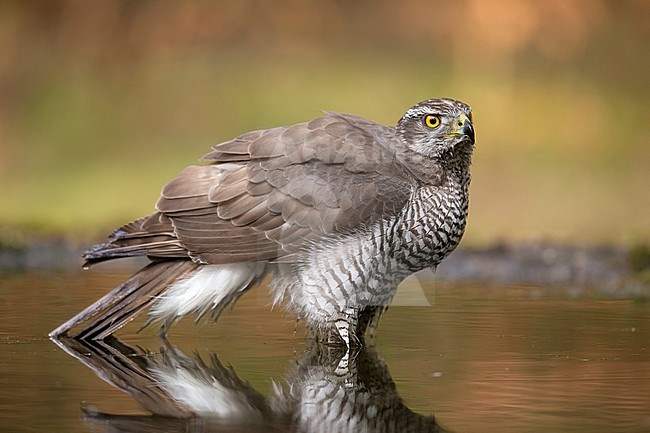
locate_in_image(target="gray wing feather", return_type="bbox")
[88,113,416,265]
[156,113,416,263]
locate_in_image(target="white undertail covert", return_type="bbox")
[150,263,266,321]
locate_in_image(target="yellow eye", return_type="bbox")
[424,115,441,128]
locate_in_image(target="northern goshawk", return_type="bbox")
[51,98,475,346]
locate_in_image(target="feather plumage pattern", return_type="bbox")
[52,98,475,346]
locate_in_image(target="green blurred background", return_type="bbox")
[0,0,648,245]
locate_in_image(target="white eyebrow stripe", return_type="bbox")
[403,107,439,119]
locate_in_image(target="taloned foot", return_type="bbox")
[311,308,369,348]
[332,308,362,348]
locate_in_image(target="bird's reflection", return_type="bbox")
[53,336,448,433]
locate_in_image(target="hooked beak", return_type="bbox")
[457,113,475,144]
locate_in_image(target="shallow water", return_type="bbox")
[1,269,649,432]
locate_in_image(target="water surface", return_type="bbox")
[1,269,649,432]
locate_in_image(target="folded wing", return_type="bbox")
[85,113,416,266]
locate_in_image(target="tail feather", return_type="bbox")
[50,260,198,340]
[82,239,184,267]
[82,212,187,267]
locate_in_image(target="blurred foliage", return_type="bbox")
[629,244,650,273]
[0,0,648,244]
[628,243,650,286]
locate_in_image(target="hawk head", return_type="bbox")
[397,98,475,163]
